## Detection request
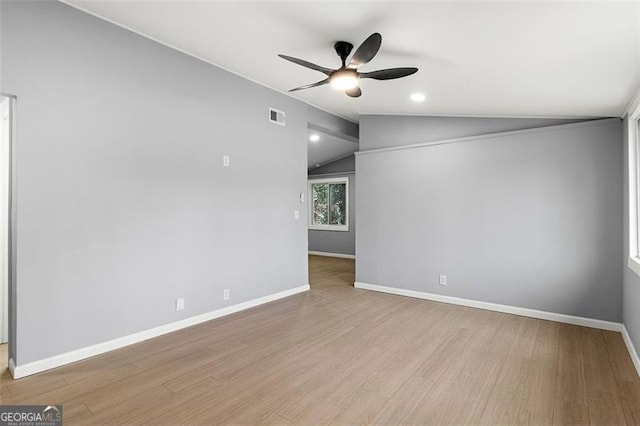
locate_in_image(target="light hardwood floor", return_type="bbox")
[0,255,638,424]
[0,344,7,372]
[309,254,355,288]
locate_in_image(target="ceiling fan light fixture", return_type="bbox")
[330,70,359,90]
[279,32,418,97]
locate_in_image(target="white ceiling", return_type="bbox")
[307,130,358,170]
[66,1,640,122]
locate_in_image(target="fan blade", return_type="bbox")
[345,86,362,98]
[348,33,382,68]
[360,67,418,80]
[278,54,333,76]
[289,78,329,92]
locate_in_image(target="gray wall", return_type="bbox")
[308,173,355,256]
[622,118,640,356]
[357,117,623,322]
[1,1,308,365]
[360,115,586,151]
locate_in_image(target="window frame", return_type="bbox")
[308,177,349,232]
[627,93,640,276]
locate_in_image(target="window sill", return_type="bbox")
[628,256,640,278]
[308,226,349,232]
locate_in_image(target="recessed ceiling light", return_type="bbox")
[315,164,321,167]
[309,133,320,142]
[410,93,426,103]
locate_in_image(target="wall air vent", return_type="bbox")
[269,108,285,126]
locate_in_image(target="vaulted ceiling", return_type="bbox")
[65,1,640,123]
[308,129,358,171]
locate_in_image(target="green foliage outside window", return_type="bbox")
[312,182,346,226]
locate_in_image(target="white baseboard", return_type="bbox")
[11,285,310,379]
[354,282,622,332]
[308,251,355,260]
[622,325,640,378]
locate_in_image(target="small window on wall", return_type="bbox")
[637,118,640,255]
[627,98,640,277]
[308,177,348,231]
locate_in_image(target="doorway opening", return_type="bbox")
[306,125,357,288]
[0,94,16,371]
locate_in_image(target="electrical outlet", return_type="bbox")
[223,289,230,301]
[294,210,300,219]
[439,275,447,286]
[176,297,185,311]
[223,155,230,167]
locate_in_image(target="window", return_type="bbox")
[308,177,348,231]
[627,93,640,276]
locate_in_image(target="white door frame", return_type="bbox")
[0,94,14,345]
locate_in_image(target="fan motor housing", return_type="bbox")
[333,41,354,66]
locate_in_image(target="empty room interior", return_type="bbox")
[1,0,640,424]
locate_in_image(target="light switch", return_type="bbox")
[294,210,300,219]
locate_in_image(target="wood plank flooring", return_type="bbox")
[0,255,638,424]
[0,344,6,372]
[309,254,355,288]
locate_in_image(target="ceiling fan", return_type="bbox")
[278,33,418,98]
